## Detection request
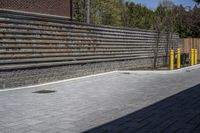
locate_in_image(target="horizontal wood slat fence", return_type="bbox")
[0,9,179,89]
[0,9,179,70]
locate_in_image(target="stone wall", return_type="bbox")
[0,10,179,89]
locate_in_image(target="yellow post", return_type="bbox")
[194,49,198,65]
[177,48,181,69]
[170,49,174,70]
[191,49,195,66]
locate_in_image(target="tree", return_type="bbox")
[86,0,90,24]
[173,5,190,38]
[126,2,154,29]
[73,0,85,22]
[186,5,200,37]
[152,0,176,68]
[72,0,200,38]
[151,13,163,69]
[160,0,174,10]
[160,0,176,65]
[93,0,126,26]
[194,0,200,4]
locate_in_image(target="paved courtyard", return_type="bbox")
[1,66,200,133]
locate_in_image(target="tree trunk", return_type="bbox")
[165,32,170,65]
[153,31,160,69]
[85,0,90,24]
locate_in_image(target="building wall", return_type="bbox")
[0,0,71,17]
[0,10,180,89]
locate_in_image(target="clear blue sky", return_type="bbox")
[131,0,196,9]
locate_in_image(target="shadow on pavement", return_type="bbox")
[84,84,200,133]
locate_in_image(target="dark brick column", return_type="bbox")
[0,0,71,17]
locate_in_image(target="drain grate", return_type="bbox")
[186,70,191,72]
[121,72,131,75]
[33,90,56,94]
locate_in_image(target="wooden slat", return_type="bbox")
[0,10,179,70]
[181,38,200,60]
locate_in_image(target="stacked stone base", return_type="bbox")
[0,57,165,89]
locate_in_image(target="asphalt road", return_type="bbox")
[0,65,200,133]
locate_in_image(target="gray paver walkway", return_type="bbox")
[1,66,200,133]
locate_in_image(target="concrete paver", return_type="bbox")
[0,66,200,133]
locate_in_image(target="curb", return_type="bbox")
[1,64,200,92]
[118,64,200,74]
[0,71,118,92]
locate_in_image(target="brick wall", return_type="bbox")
[0,0,71,17]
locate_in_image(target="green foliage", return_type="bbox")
[73,0,85,22]
[73,0,200,38]
[186,6,200,37]
[91,0,124,26]
[194,0,200,4]
[126,2,155,29]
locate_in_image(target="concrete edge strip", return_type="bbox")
[1,64,200,92]
[0,71,118,92]
[118,64,200,74]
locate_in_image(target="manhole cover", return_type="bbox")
[121,72,131,75]
[186,70,191,72]
[33,90,56,94]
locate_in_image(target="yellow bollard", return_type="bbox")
[191,49,195,66]
[177,48,181,69]
[195,49,198,65]
[170,49,174,70]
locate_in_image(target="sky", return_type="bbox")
[131,0,196,9]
